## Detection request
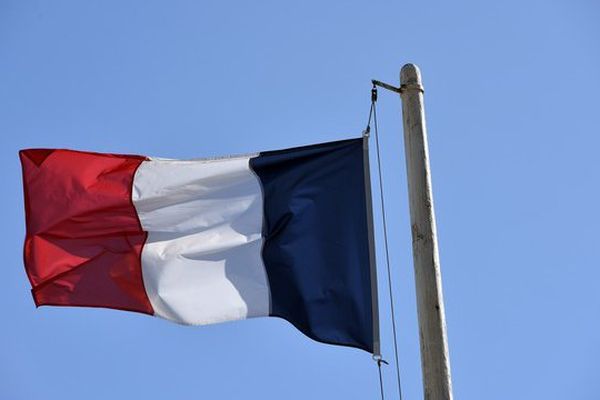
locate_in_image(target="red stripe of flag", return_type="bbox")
[20,149,153,315]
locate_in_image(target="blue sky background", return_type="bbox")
[1,1,599,399]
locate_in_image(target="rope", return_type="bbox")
[376,356,389,400]
[367,84,404,400]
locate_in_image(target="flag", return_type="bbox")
[19,138,379,353]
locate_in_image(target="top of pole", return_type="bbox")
[400,63,424,93]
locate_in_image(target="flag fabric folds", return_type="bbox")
[20,138,379,354]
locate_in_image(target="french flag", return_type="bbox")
[20,138,379,354]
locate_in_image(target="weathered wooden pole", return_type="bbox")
[399,63,453,400]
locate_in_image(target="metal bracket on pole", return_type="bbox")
[372,79,402,94]
[372,79,425,94]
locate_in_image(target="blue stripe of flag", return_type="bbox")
[250,138,375,353]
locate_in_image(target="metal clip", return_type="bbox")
[372,354,389,367]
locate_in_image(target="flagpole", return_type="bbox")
[399,63,453,400]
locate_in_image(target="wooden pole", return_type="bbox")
[399,63,453,400]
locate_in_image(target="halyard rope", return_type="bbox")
[367,84,404,400]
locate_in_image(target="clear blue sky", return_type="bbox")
[1,1,599,399]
